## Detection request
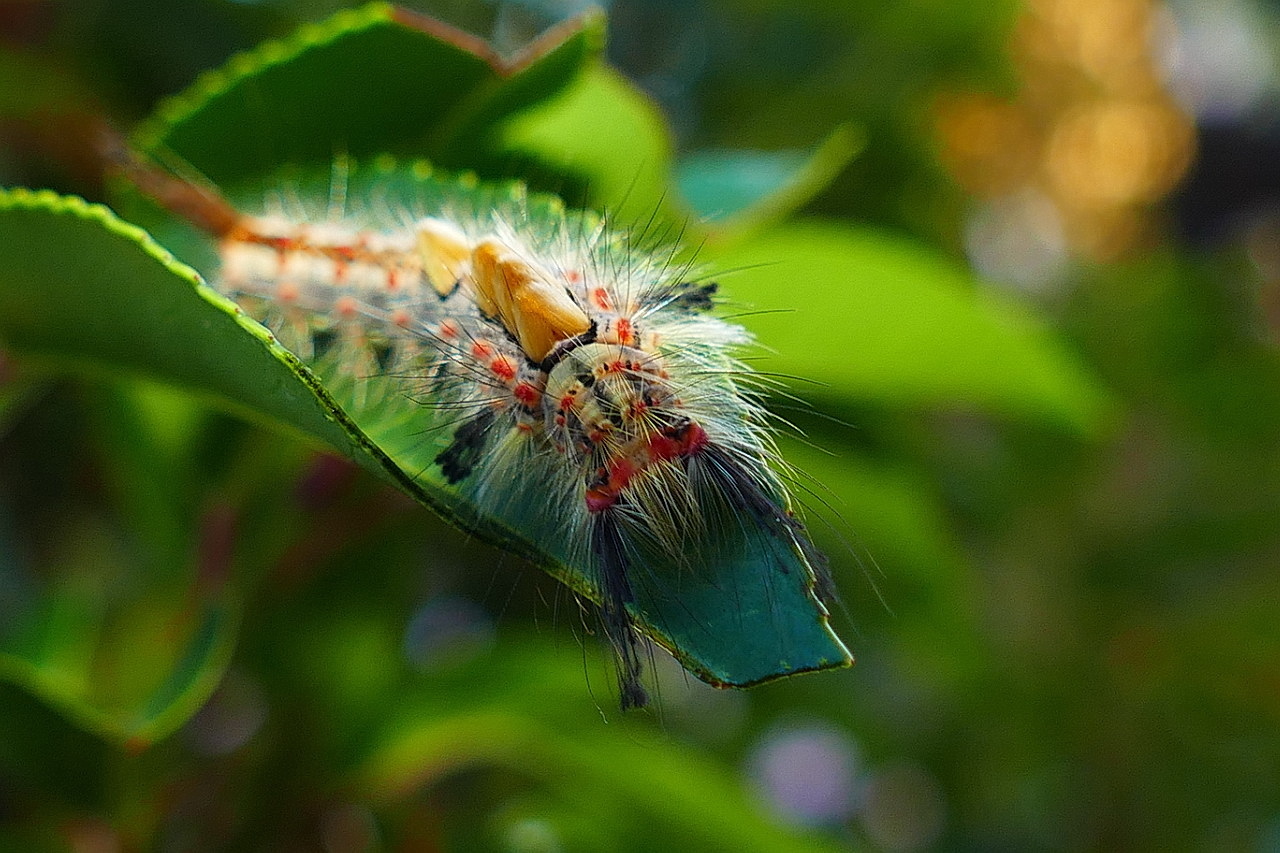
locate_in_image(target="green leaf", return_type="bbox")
[707,221,1113,433]
[0,681,111,809]
[0,367,239,751]
[0,49,97,120]
[0,515,238,747]
[0,189,369,459]
[128,0,857,259]
[781,435,983,685]
[133,2,605,185]
[492,62,685,225]
[0,358,46,438]
[0,173,849,696]
[355,710,846,853]
[677,124,863,234]
[496,66,860,236]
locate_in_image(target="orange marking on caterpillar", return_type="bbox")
[257,234,297,254]
[335,296,358,318]
[471,239,591,363]
[277,280,300,303]
[417,218,471,298]
[471,340,494,359]
[591,287,611,311]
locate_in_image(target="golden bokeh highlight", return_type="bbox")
[937,0,1195,263]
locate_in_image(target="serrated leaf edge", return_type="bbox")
[132,2,398,155]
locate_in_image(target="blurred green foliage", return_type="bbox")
[0,1,1277,851]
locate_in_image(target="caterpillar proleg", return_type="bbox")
[117,146,851,709]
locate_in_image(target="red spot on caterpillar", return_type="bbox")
[614,317,634,346]
[490,355,517,382]
[386,267,400,291]
[586,461,633,512]
[514,382,540,407]
[392,309,412,328]
[438,319,460,340]
[277,280,300,303]
[591,287,611,310]
[335,296,358,319]
[471,340,494,359]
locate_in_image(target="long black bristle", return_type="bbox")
[590,510,649,710]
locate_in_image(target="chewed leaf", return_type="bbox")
[0,173,850,695]
[6,4,853,703]
[194,160,852,692]
[133,2,604,186]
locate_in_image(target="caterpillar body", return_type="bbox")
[122,153,851,708]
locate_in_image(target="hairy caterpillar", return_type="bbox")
[118,148,850,709]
